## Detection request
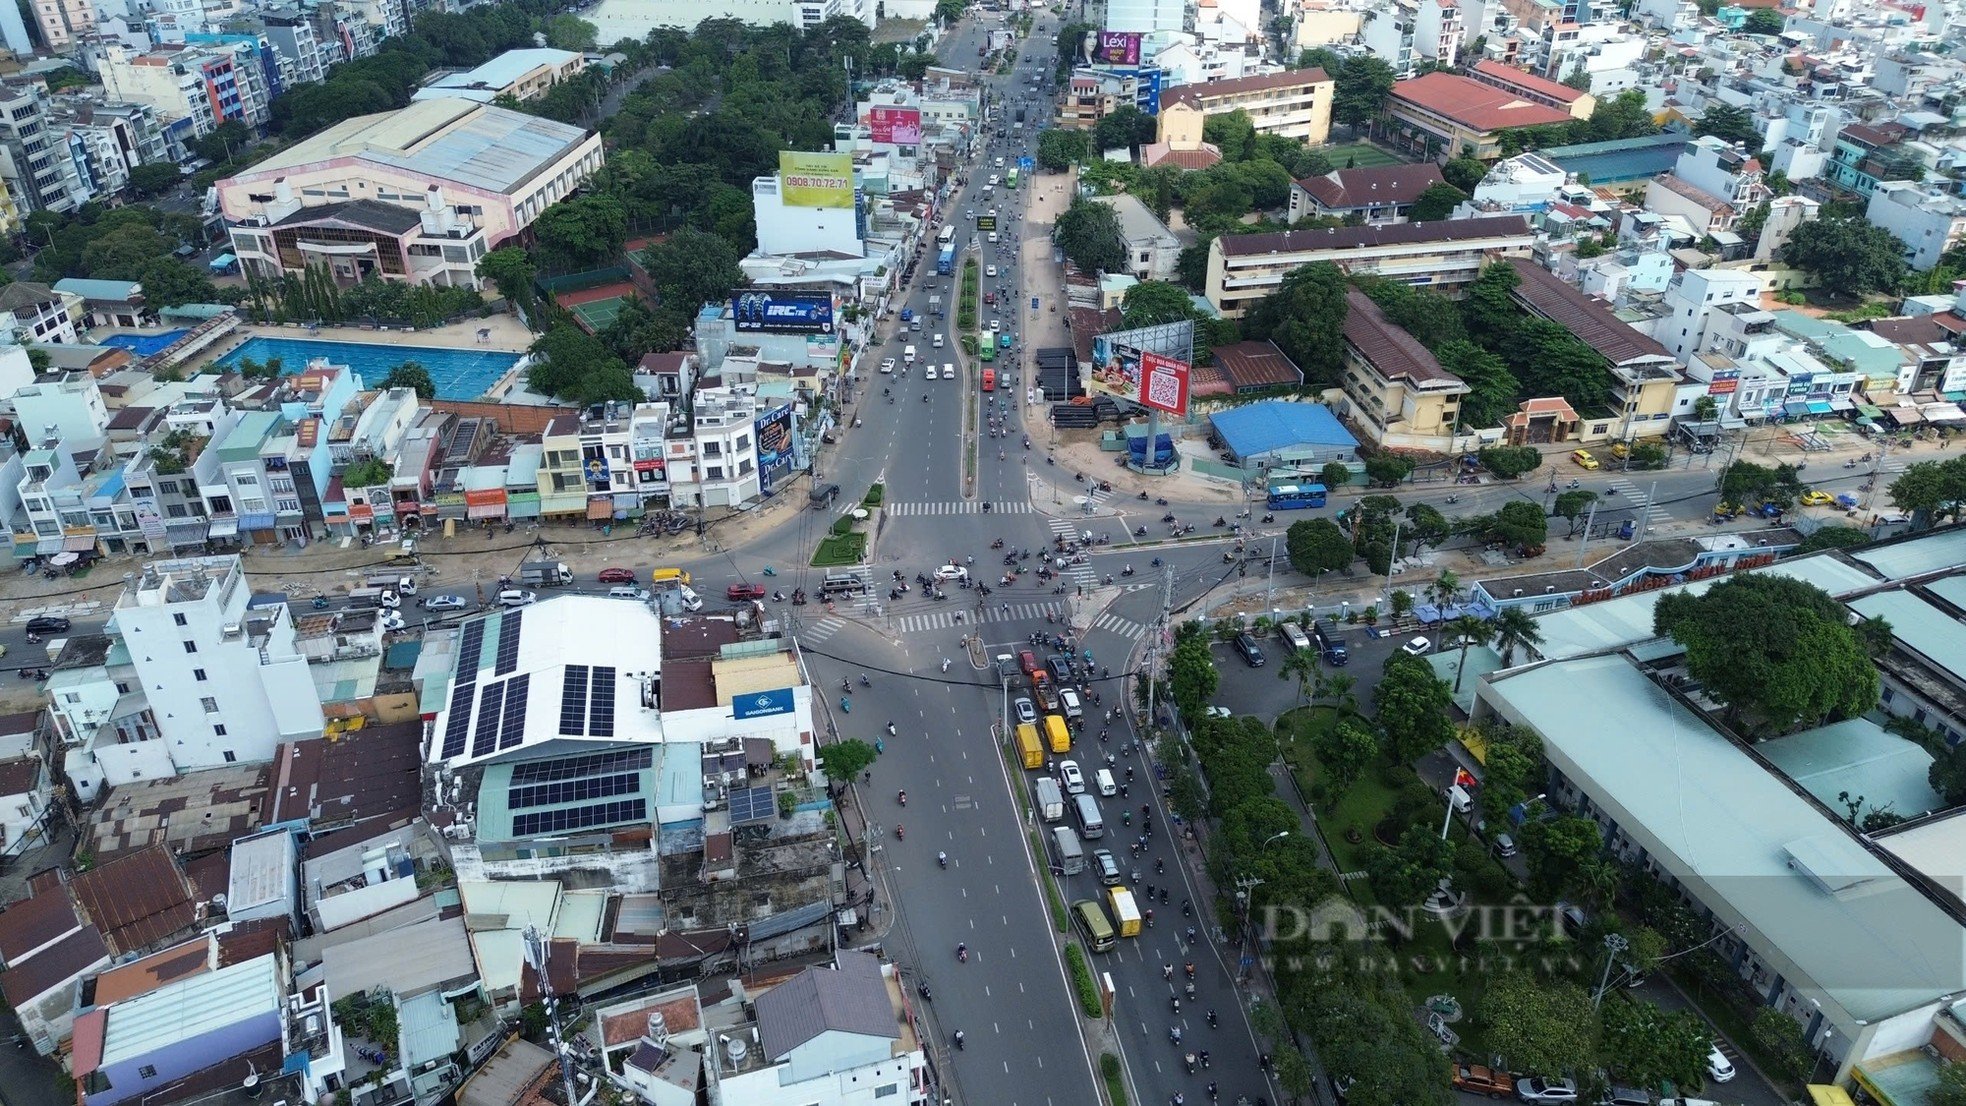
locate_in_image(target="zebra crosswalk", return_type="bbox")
[798,615,848,644]
[886,500,1036,516]
[1090,610,1152,641]
[1047,517,1100,590]
[893,600,1064,634]
[1606,478,1670,526]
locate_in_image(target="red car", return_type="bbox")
[598,568,636,584]
[727,583,768,601]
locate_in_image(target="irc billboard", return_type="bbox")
[731,289,836,335]
[1095,30,1143,65]
[867,105,923,145]
[1089,321,1195,416]
[778,151,854,209]
[755,404,796,495]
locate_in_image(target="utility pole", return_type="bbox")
[1264,534,1278,618]
[1144,565,1174,731]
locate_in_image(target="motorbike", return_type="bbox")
[311,596,330,610]
[1121,565,1134,577]
[1161,513,1176,523]
[895,824,905,840]
[897,788,907,805]
[991,538,1005,549]
[1261,514,1275,523]
[957,944,968,963]
[1134,525,1147,536]
[1212,517,1228,527]
[937,852,947,868]
[918,981,933,1001]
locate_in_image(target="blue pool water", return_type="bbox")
[103,329,189,357]
[212,336,522,400]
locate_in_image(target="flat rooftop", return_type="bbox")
[233,99,591,196]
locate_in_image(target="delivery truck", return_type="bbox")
[1107,887,1142,937]
[1016,723,1043,769]
[1033,776,1064,822]
[519,561,573,587]
[1044,714,1070,754]
[1051,825,1084,875]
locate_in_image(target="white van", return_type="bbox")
[903,344,918,364]
[607,585,651,601]
[943,363,955,381]
[1095,768,1117,797]
[1279,622,1311,653]
[497,589,537,607]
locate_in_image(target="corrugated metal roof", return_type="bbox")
[322,916,477,1000]
[99,953,281,1068]
[239,100,590,196]
[1505,258,1672,366]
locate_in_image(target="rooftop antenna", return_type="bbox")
[522,924,579,1106]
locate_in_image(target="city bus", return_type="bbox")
[1266,483,1328,510]
[981,367,996,391]
[937,225,956,245]
[979,342,996,363]
[1006,166,1020,189]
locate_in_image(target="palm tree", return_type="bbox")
[1490,607,1545,667]
[1426,570,1460,612]
[1278,646,1319,705]
[1320,672,1358,715]
[1446,614,1493,694]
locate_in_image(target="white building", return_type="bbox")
[670,388,765,509]
[1655,268,1763,364]
[1092,194,1182,282]
[752,173,863,258]
[1360,0,1463,75]
[13,376,109,446]
[717,950,929,1106]
[1866,181,1966,270]
[1672,134,1770,213]
[581,0,872,40]
[1456,152,1567,216]
[112,554,325,773]
[1103,0,1187,34]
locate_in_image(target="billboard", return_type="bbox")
[581,445,611,489]
[1095,30,1142,65]
[867,105,922,145]
[755,404,797,495]
[731,289,836,335]
[1089,320,1195,416]
[735,688,795,719]
[778,151,854,209]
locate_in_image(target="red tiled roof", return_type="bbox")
[1471,60,1590,105]
[1296,163,1445,212]
[1165,68,1331,108]
[1342,288,1459,387]
[1211,341,1306,390]
[1504,259,1672,366]
[1391,72,1575,133]
[1141,143,1223,170]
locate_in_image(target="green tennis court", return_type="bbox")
[1322,142,1407,168]
[569,294,627,331]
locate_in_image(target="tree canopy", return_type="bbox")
[1055,197,1127,275]
[1781,214,1909,297]
[1243,262,1350,387]
[379,361,436,399]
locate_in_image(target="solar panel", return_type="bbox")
[440,676,476,760]
[728,785,777,825]
[495,610,523,676]
[471,681,507,760]
[459,620,486,675]
[509,772,638,811]
[498,673,531,751]
[587,666,616,738]
[559,665,590,736]
[509,748,652,784]
[511,798,647,837]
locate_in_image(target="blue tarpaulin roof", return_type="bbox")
[1209,402,1358,461]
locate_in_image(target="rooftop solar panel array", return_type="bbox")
[728,785,777,825]
[494,610,523,676]
[498,673,530,752]
[560,664,590,736]
[471,681,507,760]
[588,666,616,738]
[511,798,647,837]
[458,620,486,676]
[440,673,476,759]
[509,748,652,783]
[508,772,639,811]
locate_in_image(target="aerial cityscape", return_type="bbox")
[0,0,1960,1105]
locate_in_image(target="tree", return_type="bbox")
[819,737,879,785]
[1120,280,1198,329]
[1781,214,1909,297]
[1889,457,1966,523]
[1792,524,1870,553]
[1403,503,1450,554]
[1333,56,1397,134]
[1243,262,1349,386]
[1168,632,1220,725]
[1364,453,1415,487]
[1055,196,1127,275]
[1718,459,1806,509]
[1439,342,1519,431]
[1461,261,1524,343]
[342,458,393,488]
[1445,614,1492,693]
[136,258,217,309]
[1365,822,1456,903]
[477,247,536,312]
[1202,109,1257,161]
[1278,646,1320,705]
[1521,813,1608,902]
[1373,655,1456,762]
[1479,974,1600,1077]
[1321,460,1352,490]
[1409,182,1467,222]
[1036,127,1088,171]
[532,191,628,271]
[640,228,744,314]
[1742,7,1786,33]
[1600,998,1713,1088]
[1315,718,1380,795]
[1286,517,1355,576]
[372,361,433,399]
[1552,489,1599,535]
[545,12,598,49]
[1476,444,1543,480]
[1653,574,1881,735]
[1442,157,1488,193]
[1929,743,1966,806]
[126,162,183,199]
[1490,606,1544,666]
[1692,103,1760,147]
[1488,500,1549,551]
[1095,105,1152,154]
[1748,1008,1816,1086]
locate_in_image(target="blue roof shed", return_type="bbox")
[1209,402,1359,465]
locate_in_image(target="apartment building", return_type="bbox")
[1156,68,1335,146]
[1104,0,1187,33]
[1866,181,1966,270]
[98,43,272,137]
[1828,122,1910,201]
[1337,287,1469,449]
[536,401,674,522]
[1360,0,1464,75]
[29,0,94,51]
[0,81,84,215]
[217,99,604,289]
[259,9,328,88]
[1384,71,1577,160]
[1204,215,1535,316]
[1655,267,1762,364]
[1504,258,1681,439]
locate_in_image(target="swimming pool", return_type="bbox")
[212,336,523,400]
[102,329,189,357]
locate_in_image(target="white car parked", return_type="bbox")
[880,357,896,374]
[1402,637,1433,656]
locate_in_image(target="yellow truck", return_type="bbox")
[1015,723,1043,769]
[650,567,692,587]
[1044,714,1070,754]
[1106,887,1142,937]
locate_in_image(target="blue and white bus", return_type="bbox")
[1266,483,1328,510]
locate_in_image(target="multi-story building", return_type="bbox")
[1360,0,1463,75]
[56,99,172,177]
[1288,163,1447,224]
[337,0,403,43]
[1337,286,1470,448]
[1156,69,1334,146]
[1655,267,1762,364]
[183,31,286,100]
[29,0,94,51]
[98,43,271,137]
[1467,60,1596,118]
[1504,258,1682,440]
[217,99,604,289]
[1671,135,1770,212]
[110,554,325,771]
[1828,121,1911,201]
[411,48,585,106]
[1204,215,1536,316]
[258,9,327,89]
[189,409,311,545]
[0,81,84,215]
[1103,0,1187,33]
[305,0,377,64]
[1383,71,1578,160]
[1865,181,1966,270]
[0,281,77,343]
[1092,193,1182,281]
[668,389,764,509]
[535,402,673,522]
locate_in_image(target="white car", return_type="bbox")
[924,365,937,380]
[942,363,955,380]
[1514,1077,1579,1105]
[986,265,998,277]
[1059,759,1085,795]
[1013,697,1037,724]
[1205,706,1233,719]
[880,357,896,374]
[988,174,1000,186]
[1706,1045,1736,1083]
[421,594,467,612]
[965,208,975,220]
[988,231,999,243]
[994,157,1005,168]
[379,611,406,633]
[990,319,1001,332]
[934,564,970,582]
[1402,637,1432,656]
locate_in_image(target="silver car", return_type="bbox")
[1014,697,1037,725]
[421,594,467,612]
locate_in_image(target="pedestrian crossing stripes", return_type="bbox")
[1607,479,1670,525]
[886,500,1035,516]
[799,616,847,644]
[1045,517,1100,588]
[893,600,1063,635]
[1090,611,1151,641]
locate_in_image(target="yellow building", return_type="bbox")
[1503,258,1683,441]
[1338,287,1468,450]
[1155,68,1334,146]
